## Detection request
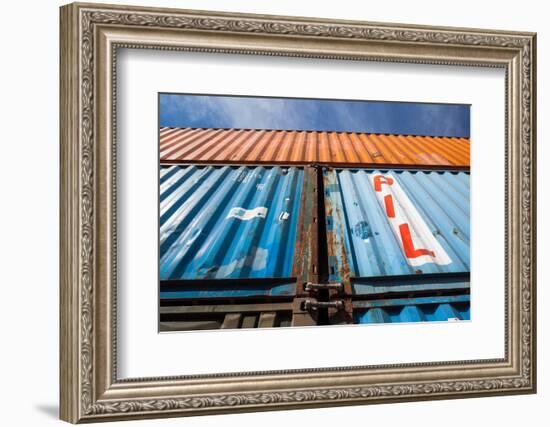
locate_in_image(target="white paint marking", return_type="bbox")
[279,211,290,222]
[369,173,452,267]
[226,206,268,221]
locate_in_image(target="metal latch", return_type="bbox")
[304,282,344,292]
[302,300,344,311]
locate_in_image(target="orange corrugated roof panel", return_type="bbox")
[159,127,470,168]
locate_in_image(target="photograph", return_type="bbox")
[158,94,471,331]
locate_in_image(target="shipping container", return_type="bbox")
[323,168,470,282]
[158,164,322,330]
[160,127,470,168]
[323,167,470,325]
[160,164,305,282]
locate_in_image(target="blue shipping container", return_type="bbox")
[324,169,470,282]
[160,165,304,283]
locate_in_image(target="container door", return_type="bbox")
[323,168,471,324]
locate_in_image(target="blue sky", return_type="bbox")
[159,94,470,138]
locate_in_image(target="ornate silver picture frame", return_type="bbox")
[60,2,536,423]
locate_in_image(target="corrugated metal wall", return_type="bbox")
[353,295,470,323]
[324,169,470,281]
[160,165,304,281]
[160,127,470,168]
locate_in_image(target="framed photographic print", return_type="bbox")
[59,2,537,423]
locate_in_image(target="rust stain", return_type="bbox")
[160,127,470,167]
[291,167,318,290]
[322,171,351,289]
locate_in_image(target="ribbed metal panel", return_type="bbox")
[160,280,297,300]
[160,165,304,282]
[353,295,470,324]
[324,169,470,281]
[160,127,470,167]
[351,273,469,296]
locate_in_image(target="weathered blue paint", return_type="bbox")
[324,169,470,280]
[160,165,304,284]
[352,273,469,296]
[354,294,470,323]
[160,280,296,300]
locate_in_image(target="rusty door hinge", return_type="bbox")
[302,299,344,311]
[304,282,344,292]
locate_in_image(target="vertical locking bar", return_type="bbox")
[291,166,319,326]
